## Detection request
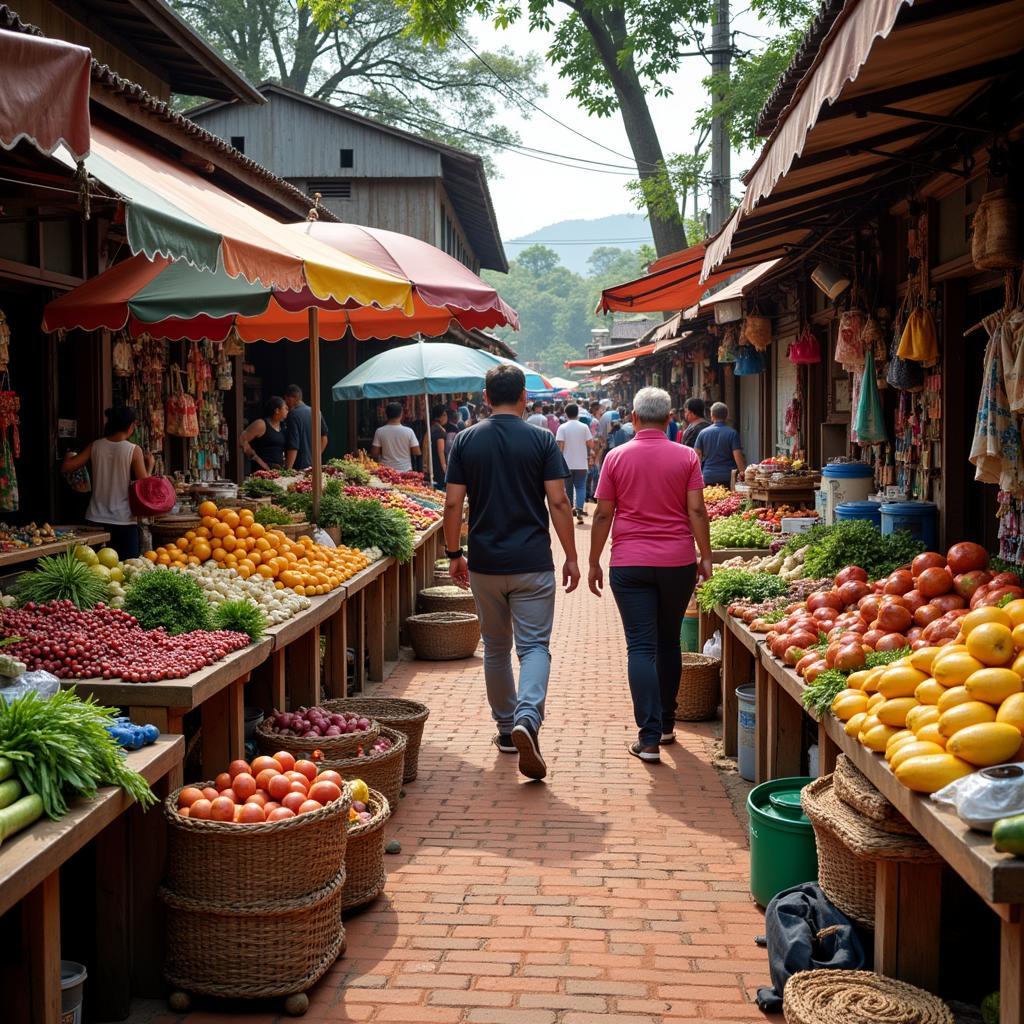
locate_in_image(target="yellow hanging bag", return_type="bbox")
[896,306,938,363]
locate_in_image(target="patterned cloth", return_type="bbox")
[971,312,1024,492]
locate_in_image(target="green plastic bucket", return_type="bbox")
[747,777,818,907]
[680,614,699,652]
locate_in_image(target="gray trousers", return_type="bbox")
[469,570,556,732]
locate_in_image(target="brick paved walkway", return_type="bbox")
[154,525,767,1023]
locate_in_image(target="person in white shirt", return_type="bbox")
[555,403,594,523]
[526,401,549,430]
[371,402,421,472]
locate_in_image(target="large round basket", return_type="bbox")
[343,790,391,910]
[801,775,941,929]
[163,783,350,904]
[278,521,313,540]
[783,969,954,1024]
[320,726,407,810]
[832,754,918,836]
[417,585,477,615]
[255,715,380,761]
[151,515,201,547]
[675,653,720,722]
[161,872,346,1000]
[322,698,429,783]
[407,611,479,660]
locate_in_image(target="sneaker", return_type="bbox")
[577,507,589,517]
[628,741,661,763]
[493,732,516,753]
[660,732,677,746]
[512,721,547,780]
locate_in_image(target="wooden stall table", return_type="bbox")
[0,736,184,1023]
[711,546,769,565]
[63,640,271,783]
[0,528,110,571]
[715,608,760,757]
[343,557,393,689]
[755,651,1024,1023]
[747,481,817,508]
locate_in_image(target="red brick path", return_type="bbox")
[160,526,768,1022]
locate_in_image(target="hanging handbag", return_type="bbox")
[165,365,199,438]
[741,313,772,352]
[896,305,939,364]
[129,475,177,517]
[733,344,765,376]
[787,324,821,365]
[717,324,739,364]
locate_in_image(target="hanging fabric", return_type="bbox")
[717,323,739,364]
[166,364,199,438]
[852,350,886,444]
[999,277,1024,413]
[0,310,9,374]
[112,331,134,376]
[835,309,866,372]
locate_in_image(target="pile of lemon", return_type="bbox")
[831,604,1024,793]
[143,502,369,595]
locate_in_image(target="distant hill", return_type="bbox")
[506,214,653,275]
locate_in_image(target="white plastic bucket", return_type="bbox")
[60,961,87,1024]
[737,685,756,782]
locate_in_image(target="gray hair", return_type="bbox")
[711,402,729,421]
[632,386,672,424]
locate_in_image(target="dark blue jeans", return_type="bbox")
[610,564,698,748]
[564,469,587,510]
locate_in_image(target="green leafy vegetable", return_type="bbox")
[335,498,415,563]
[709,514,772,549]
[0,689,155,819]
[865,646,912,668]
[212,600,266,642]
[802,669,849,717]
[13,550,110,609]
[327,458,371,485]
[241,477,284,498]
[254,504,294,526]
[785,521,924,580]
[697,569,789,611]
[124,569,212,634]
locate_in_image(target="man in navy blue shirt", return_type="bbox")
[694,402,745,486]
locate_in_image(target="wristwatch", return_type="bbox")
[445,547,464,560]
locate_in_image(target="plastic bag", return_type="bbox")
[313,528,337,548]
[852,350,887,443]
[703,630,722,660]
[0,670,60,705]
[931,764,1024,831]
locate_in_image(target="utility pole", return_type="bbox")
[710,0,731,233]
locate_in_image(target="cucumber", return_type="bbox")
[992,813,1024,856]
[0,778,20,809]
[0,756,12,783]
[0,793,43,846]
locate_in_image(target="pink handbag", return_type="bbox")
[788,325,821,365]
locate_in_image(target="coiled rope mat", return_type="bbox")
[783,970,954,1024]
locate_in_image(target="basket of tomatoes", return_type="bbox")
[343,787,391,910]
[164,752,351,904]
[318,726,407,811]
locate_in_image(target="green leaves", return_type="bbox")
[123,570,212,635]
[336,498,415,563]
[13,551,109,610]
[697,569,788,612]
[212,600,267,643]
[784,521,925,582]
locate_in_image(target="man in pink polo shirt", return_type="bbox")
[588,387,713,763]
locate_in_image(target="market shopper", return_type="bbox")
[556,403,593,523]
[443,364,579,781]
[61,406,154,559]
[588,387,713,762]
[371,402,421,472]
[667,409,680,443]
[428,405,449,489]
[680,397,711,447]
[240,396,289,472]
[283,384,329,470]
[694,402,745,486]
[526,401,548,430]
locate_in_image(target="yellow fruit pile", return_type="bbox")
[832,603,1024,793]
[143,502,369,596]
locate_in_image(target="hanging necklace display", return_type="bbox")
[0,311,10,374]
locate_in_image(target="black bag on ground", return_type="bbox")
[756,882,867,1013]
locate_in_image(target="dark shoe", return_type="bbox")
[628,741,661,763]
[577,507,589,517]
[512,721,547,780]
[660,732,677,746]
[493,732,516,753]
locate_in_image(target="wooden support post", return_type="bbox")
[721,629,753,758]
[128,706,184,788]
[130,771,171,998]
[324,602,348,699]
[755,657,771,783]
[269,648,286,711]
[698,607,716,651]
[348,589,366,692]
[766,668,803,779]
[24,874,61,1024]
[1001,907,1023,1024]
[367,575,385,682]
[201,674,247,775]
[383,562,400,662]
[286,627,321,708]
[400,559,416,627]
[874,861,942,993]
[92,816,132,1019]
[818,718,841,776]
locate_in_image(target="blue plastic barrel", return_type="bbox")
[822,461,874,481]
[835,501,882,528]
[881,501,938,549]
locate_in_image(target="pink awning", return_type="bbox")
[0,31,91,160]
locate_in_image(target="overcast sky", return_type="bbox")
[468,9,771,244]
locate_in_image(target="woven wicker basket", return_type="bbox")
[432,572,453,588]
[407,611,480,660]
[833,754,918,836]
[278,521,313,540]
[343,790,391,910]
[801,775,941,929]
[320,726,407,810]
[162,872,346,1000]
[783,969,954,1024]
[675,653,721,721]
[163,783,350,904]
[972,188,1021,270]
[254,714,380,761]
[417,586,477,615]
[151,515,201,547]
[322,697,429,783]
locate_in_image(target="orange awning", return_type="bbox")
[565,343,655,369]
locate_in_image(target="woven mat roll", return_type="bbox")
[783,970,953,1024]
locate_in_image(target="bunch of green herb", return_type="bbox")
[696,569,789,612]
[802,669,849,717]
[0,689,155,819]
[327,458,371,485]
[123,569,212,634]
[336,498,415,563]
[212,600,266,642]
[274,490,311,514]
[865,646,912,667]
[13,550,109,609]
[254,504,294,526]
[708,515,772,549]
[786,521,924,580]
[241,477,284,498]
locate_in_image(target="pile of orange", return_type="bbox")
[142,501,369,595]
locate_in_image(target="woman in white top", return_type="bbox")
[62,406,153,558]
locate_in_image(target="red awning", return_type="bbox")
[565,343,655,369]
[597,242,736,314]
[0,32,91,160]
